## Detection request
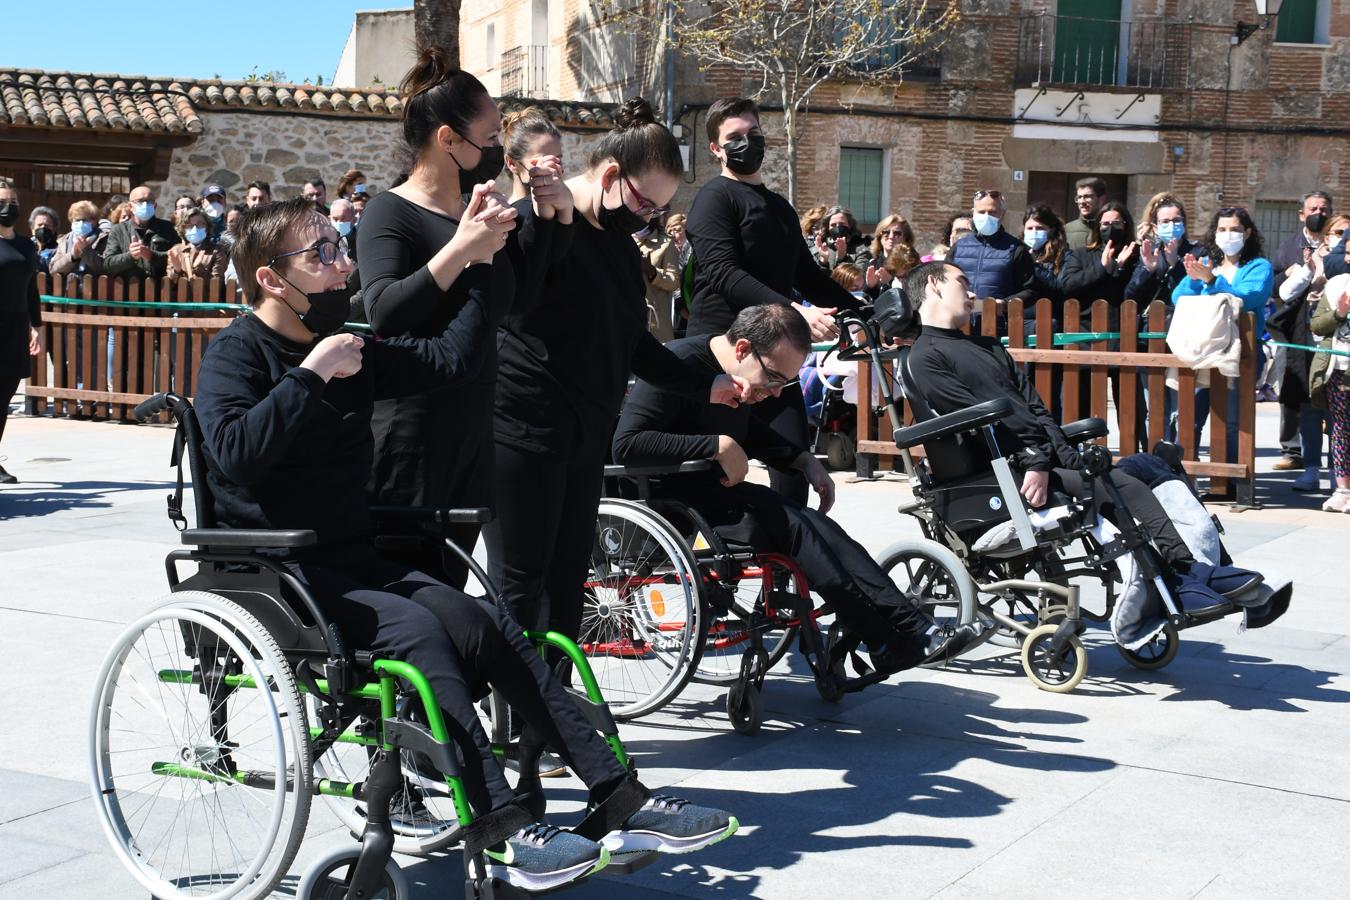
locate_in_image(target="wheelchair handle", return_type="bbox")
[134,391,188,423]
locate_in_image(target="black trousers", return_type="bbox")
[284,545,632,822]
[0,376,17,446]
[671,481,929,653]
[484,438,607,641]
[752,385,809,506]
[1049,467,1194,569]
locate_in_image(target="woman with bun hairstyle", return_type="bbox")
[486,97,747,645]
[360,49,559,586]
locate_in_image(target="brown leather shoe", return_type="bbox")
[1271,456,1302,471]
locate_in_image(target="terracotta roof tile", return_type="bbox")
[0,68,616,133]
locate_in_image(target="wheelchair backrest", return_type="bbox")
[896,348,998,484]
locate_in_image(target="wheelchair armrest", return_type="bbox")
[368,505,493,526]
[1062,417,1108,443]
[892,398,1012,451]
[181,528,317,549]
[604,459,717,478]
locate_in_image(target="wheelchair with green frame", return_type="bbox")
[88,392,657,899]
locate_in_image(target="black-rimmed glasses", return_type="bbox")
[268,237,347,268]
[753,348,798,390]
[622,175,671,219]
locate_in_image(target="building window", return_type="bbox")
[1255,201,1302,253]
[1274,0,1328,44]
[838,147,885,226]
[486,23,496,67]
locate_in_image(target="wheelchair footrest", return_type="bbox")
[606,849,661,875]
[837,670,891,695]
[467,876,535,900]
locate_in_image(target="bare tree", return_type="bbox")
[414,0,462,68]
[605,0,958,204]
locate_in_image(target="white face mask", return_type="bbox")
[1023,227,1048,251]
[1216,231,1246,258]
[973,211,1000,236]
[205,201,225,219]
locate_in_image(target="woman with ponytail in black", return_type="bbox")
[487,97,747,645]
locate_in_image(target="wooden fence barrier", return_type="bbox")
[854,297,1258,506]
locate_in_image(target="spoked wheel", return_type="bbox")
[980,553,1069,649]
[89,592,311,900]
[297,845,408,900]
[1020,623,1088,693]
[693,554,801,687]
[311,695,467,856]
[579,499,704,720]
[876,539,981,664]
[1117,621,1180,671]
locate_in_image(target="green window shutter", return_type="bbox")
[838,147,884,226]
[1053,0,1122,86]
[1275,0,1317,43]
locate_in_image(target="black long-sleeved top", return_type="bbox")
[0,233,41,382]
[1124,238,1199,306]
[612,336,804,488]
[684,176,861,336]
[193,265,494,549]
[906,325,1077,473]
[1059,247,1138,328]
[495,217,715,454]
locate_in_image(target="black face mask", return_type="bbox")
[275,270,354,337]
[721,133,766,176]
[0,202,19,227]
[34,226,55,248]
[451,138,506,195]
[1305,212,1329,234]
[1099,223,1127,246]
[828,224,852,240]
[598,177,653,236]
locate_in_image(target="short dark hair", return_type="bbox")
[231,197,324,305]
[706,97,760,144]
[726,304,811,357]
[904,260,960,308]
[303,178,325,189]
[246,180,272,195]
[1075,177,1107,197]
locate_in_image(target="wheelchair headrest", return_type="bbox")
[873,286,920,345]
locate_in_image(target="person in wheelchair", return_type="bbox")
[612,303,980,675]
[900,260,1250,617]
[192,198,736,891]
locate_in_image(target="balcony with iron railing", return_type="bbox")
[1015,13,1192,90]
[500,45,550,98]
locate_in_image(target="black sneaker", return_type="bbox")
[0,465,16,484]
[602,795,738,855]
[921,622,982,664]
[485,824,609,891]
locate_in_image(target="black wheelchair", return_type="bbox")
[89,393,655,899]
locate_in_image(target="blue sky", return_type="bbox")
[7,1,398,84]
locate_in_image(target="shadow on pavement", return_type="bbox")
[0,480,175,519]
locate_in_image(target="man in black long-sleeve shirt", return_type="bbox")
[192,198,735,891]
[901,260,1196,571]
[613,304,975,674]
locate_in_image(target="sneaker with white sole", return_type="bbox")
[485,824,609,891]
[1323,489,1350,512]
[602,795,738,855]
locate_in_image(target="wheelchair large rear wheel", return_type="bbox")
[580,499,704,720]
[90,591,311,900]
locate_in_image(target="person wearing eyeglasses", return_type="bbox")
[488,97,747,651]
[1065,177,1107,251]
[948,188,1037,329]
[50,200,106,279]
[613,303,980,674]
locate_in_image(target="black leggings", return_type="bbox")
[484,439,607,640]
[1050,467,1195,568]
[0,376,18,446]
[284,546,633,826]
[672,481,930,653]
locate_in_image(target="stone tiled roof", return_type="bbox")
[1,68,618,133]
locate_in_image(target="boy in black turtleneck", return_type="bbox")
[192,196,736,892]
[901,260,1198,574]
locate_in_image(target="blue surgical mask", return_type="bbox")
[1157,221,1185,242]
[973,212,1000,237]
[73,220,94,238]
[185,226,207,246]
[133,200,155,221]
[1023,227,1048,251]
[334,220,353,238]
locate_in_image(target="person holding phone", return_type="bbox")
[102,185,177,279]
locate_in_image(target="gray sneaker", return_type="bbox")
[485,824,609,891]
[602,795,738,854]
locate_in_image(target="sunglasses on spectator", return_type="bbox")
[973,190,1003,202]
[622,175,670,219]
[882,228,907,237]
[752,347,798,390]
[269,237,348,268]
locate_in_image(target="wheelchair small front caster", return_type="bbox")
[1117,621,1179,671]
[298,844,409,899]
[1020,623,1087,693]
[726,681,764,735]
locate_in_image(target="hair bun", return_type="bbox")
[615,97,657,130]
[400,45,455,99]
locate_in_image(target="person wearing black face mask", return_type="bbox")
[487,97,747,650]
[357,55,524,587]
[27,206,59,274]
[684,96,862,506]
[0,182,43,483]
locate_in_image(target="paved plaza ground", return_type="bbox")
[1,405,1347,899]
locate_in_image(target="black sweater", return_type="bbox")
[0,233,41,382]
[684,176,860,336]
[906,325,1077,472]
[612,336,804,487]
[495,217,714,454]
[192,265,494,548]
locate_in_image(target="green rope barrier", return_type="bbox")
[39,294,373,332]
[1266,340,1350,358]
